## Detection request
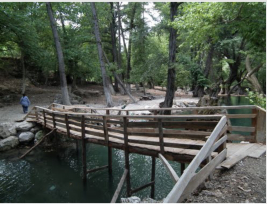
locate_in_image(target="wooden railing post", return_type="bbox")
[251,108,258,143]
[158,118,164,154]
[52,113,56,129]
[123,116,131,197]
[65,114,70,138]
[255,107,266,144]
[81,115,87,180]
[35,107,38,122]
[42,110,46,128]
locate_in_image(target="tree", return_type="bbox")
[46,2,71,105]
[160,2,180,114]
[90,2,113,107]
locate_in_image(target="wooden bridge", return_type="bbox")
[23,103,266,203]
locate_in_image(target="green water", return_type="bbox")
[219,96,252,136]
[0,142,182,202]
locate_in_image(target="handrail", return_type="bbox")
[35,106,223,119]
[51,102,258,112]
[164,116,227,203]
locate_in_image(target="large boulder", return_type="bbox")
[19,132,34,143]
[0,136,19,152]
[16,121,35,131]
[0,122,17,139]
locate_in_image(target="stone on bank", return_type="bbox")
[0,122,17,139]
[19,132,35,143]
[0,136,19,152]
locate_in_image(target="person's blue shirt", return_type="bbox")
[20,96,30,107]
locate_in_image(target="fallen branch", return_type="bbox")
[19,128,56,159]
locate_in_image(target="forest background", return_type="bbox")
[0,2,265,108]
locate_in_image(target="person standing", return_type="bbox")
[20,93,31,113]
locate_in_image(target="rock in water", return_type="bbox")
[19,132,34,143]
[16,121,35,131]
[121,196,141,203]
[35,130,44,142]
[0,136,19,151]
[0,122,17,139]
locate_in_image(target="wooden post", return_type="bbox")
[35,107,39,122]
[181,163,185,174]
[52,113,56,128]
[255,107,266,144]
[251,108,258,143]
[123,116,131,197]
[81,115,87,180]
[158,119,164,154]
[42,110,46,128]
[108,147,112,174]
[65,114,70,138]
[150,156,156,199]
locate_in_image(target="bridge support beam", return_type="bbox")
[81,115,87,180]
[108,147,112,174]
[181,163,185,174]
[150,156,156,199]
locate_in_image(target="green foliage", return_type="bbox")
[246,89,266,109]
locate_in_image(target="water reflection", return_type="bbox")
[0,142,180,202]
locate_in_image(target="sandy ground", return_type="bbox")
[0,85,197,123]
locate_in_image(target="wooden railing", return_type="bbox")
[46,103,265,144]
[25,104,265,202]
[164,116,228,202]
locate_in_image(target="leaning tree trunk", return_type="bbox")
[46,2,71,105]
[245,56,264,94]
[90,2,113,107]
[161,2,180,115]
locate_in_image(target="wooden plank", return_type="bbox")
[158,119,164,154]
[227,134,254,142]
[220,143,255,169]
[226,114,256,119]
[228,126,255,133]
[158,153,179,183]
[87,165,108,173]
[131,181,155,194]
[164,116,227,203]
[178,149,227,202]
[247,144,266,158]
[111,169,128,203]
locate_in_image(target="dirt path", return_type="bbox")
[185,154,266,203]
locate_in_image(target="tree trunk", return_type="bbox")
[21,51,26,94]
[161,2,180,115]
[46,2,71,105]
[90,2,113,107]
[116,3,125,95]
[110,2,118,92]
[245,56,263,94]
[126,3,137,93]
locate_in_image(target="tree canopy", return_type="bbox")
[0,2,265,106]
